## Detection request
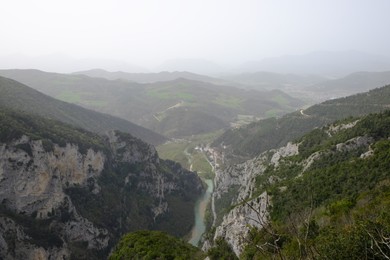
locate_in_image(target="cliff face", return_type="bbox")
[0,123,203,259]
[205,142,298,255]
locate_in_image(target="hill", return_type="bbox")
[213,84,390,162]
[0,69,304,138]
[73,68,231,85]
[308,70,390,99]
[0,107,203,259]
[0,76,166,145]
[222,71,326,90]
[239,50,390,77]
[156,58,225,76]
[208,110,390,258]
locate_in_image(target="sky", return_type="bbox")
[1,0,390,71]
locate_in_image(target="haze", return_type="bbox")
[1,0,390,73]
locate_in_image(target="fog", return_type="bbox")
[1,0,390,73]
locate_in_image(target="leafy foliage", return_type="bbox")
[109,230,204,260]
[207,237,238,260]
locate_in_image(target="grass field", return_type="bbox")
[156,130,223,178]
[57,91,82,103]
[147,89,194,101]
[271,94,289,105]
[214,95,242,108]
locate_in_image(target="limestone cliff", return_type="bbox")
[0,110,204,259]
[205,142,298,255]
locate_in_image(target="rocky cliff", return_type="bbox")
[204,142,299,255]
[206,112,387,257]
[0,109,204,259]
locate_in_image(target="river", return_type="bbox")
[188,178,214,246]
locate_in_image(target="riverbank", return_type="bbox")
[188,179,214,246]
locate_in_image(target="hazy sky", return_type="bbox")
[1,0,390,68]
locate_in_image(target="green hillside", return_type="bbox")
[110,230,204,259]
[242,111,390,259]
[213,84,390,162]
[0,76,166,145]
[0,69,304,138]
[73,68,232,85]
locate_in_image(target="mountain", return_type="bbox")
[73,68,231,85]
[0,76,166,145]
[308,70,390,99]
[156,59,226,76]
[213,84,390,162]
[221,71,327,90]
[239,50,390,77]
[0,107,204,259]
[207,110,390,258]
[0,53,148,73]
[0,69,304,138]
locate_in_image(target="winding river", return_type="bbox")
[188,179,214,246]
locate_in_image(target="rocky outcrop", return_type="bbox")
[207,143,298,255]
[0,136,105,218]
[213,192,269,255]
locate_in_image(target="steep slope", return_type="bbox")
[207,111,390,258]
[0,69,304,138]
[0,108,203,259]
[213,84,390,162]
[0,76,166,145]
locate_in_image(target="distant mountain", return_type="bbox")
[239,51,390,77]
[221,71,326,90]
[0,76,166,145]
[0,53,148,73]
[213,84,390,162]
[308,70,390,98]
[73,68,231,85]
[156,59,226,76]
[0,69,304,138]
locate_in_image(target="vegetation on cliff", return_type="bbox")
[110,230,204,260]
[242,111,390,259]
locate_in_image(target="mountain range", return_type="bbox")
[239,50,390,77]
[0,69,304,138]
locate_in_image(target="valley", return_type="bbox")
[2,1,390,259]
[1,67,390,259]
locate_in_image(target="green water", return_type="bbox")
[188,179,214,246]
